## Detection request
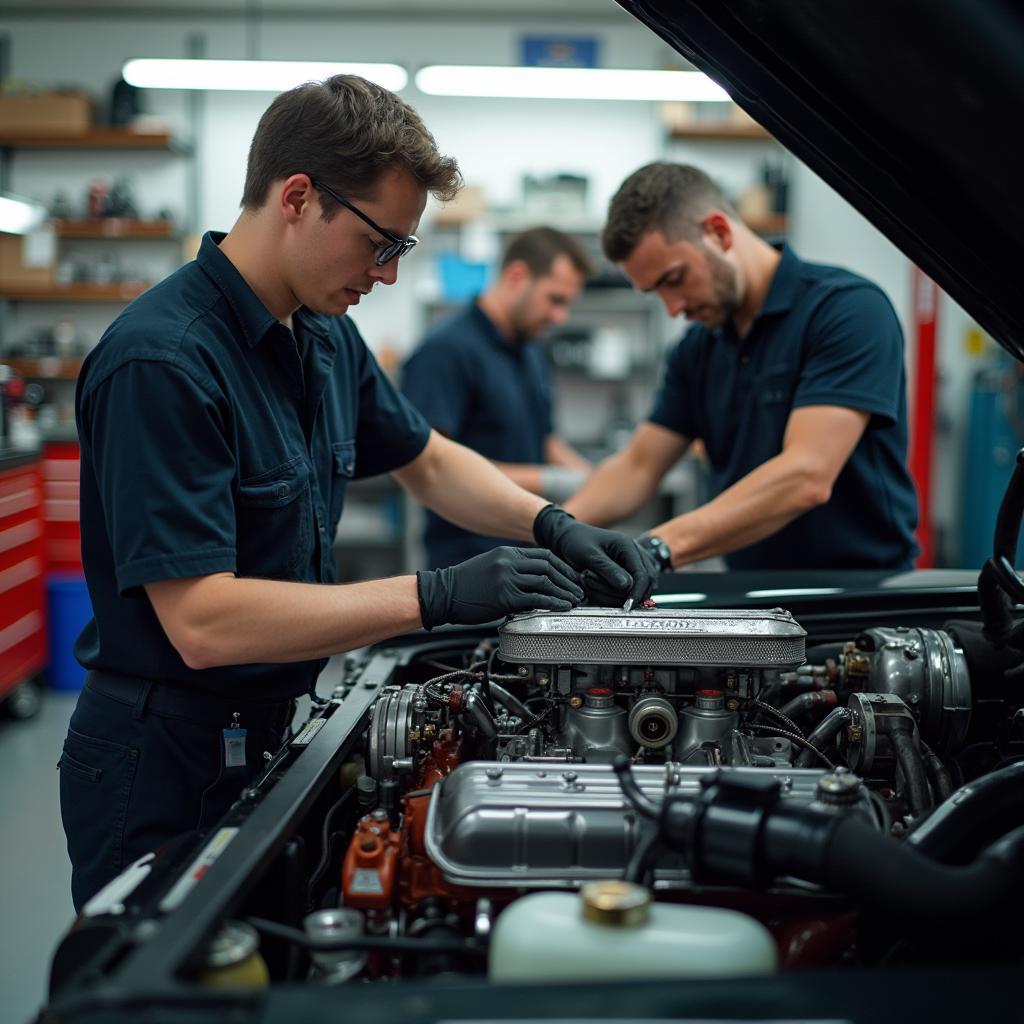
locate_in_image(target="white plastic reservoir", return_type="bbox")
[489,881,777,982]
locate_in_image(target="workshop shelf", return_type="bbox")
[0,282,149,302]
[51,218,177,239]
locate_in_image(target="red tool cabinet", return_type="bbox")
[0,450,47,702]
[41,440,83,574]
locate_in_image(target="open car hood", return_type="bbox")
[616,0,1024,361]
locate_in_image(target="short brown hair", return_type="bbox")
[241,74,462,214]
[601,163,736,262]
[502,226,593,279]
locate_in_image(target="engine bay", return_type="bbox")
[45,579,1024,1014]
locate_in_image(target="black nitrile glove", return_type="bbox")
[532,504,656,606]
[416,546,585,630]
[580,540,662,606]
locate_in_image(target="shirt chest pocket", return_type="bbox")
[236,456,314,580]
[756,366,797,407]
[328,440,356,534]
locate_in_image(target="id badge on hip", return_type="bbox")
[224,712,246,768]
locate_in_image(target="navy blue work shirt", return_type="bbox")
[402,301,553,567]
[74,231,431,700]
[649,244,919,570]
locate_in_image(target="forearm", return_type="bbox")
[658,451,828,566]
[564,448,658,526]
[150,573,423,670]
[493,461,543,494]
[395,432,546,543]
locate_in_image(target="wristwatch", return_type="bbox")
[638,534,673,572]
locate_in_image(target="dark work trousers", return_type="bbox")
[58,672,293,912]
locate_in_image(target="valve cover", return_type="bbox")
[498,607,807,668]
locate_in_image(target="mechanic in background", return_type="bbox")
[566,162,919,574]
[60,77,655,911]
[403,227,594,567]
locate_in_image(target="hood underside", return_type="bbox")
[617,0,1024,360]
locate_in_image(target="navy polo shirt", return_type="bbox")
[402,302,554,566]
[649,244,918,570]
[74,231,431,699]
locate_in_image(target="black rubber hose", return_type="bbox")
[920,741,953,802]
[611,756,660,819]
[815,816,1024,926]
[623,830,662,887]
[778,690,838,725]
[617,759,1024,927]
[307,789,355,896]
[906,759,1024,864]
[488,682,531,721]
[794,706,851,768]
[778,691,816,722]
[463,689,498,759]
[803,642,845,664]
[888,722,932,817]
[464,690,497,739]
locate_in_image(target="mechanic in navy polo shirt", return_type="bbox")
[402,228,594,567]
[565,163,919,573]
[59,76,655,911]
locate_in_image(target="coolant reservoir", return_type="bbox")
[489,881,777,982]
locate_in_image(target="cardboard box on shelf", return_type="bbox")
[432,185,487,226]
[0,233,55,287]
[0,92,93,135]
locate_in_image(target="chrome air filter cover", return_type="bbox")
[498,607,807,668]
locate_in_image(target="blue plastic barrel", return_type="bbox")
[46,573,92,691]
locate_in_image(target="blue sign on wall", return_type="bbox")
[521,36,600,69]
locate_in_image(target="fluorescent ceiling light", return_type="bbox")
[0,194,48,235]
[123,58,407,92]
[415,65,730,102]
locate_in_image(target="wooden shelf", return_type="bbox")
[52,218,177,239]
[5,357,83,380]
[0,128,190,153]
[0,282,148,302]
[668,123,774,140]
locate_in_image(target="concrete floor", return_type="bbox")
[0,660,346,1023]
[0,688,77,1024]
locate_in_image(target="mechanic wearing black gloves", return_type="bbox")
[60,76,648,913]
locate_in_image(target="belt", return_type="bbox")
[85,671,294,730]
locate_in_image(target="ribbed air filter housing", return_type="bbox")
[498,607,806,668]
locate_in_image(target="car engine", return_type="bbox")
[47,588,1024,1003]
[291,599,1001,980]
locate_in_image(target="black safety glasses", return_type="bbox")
[309,177,418,266]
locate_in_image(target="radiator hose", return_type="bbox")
[613,758,1024,927]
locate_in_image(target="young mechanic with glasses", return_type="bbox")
[59,74,657,911]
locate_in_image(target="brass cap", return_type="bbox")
[580,880,651,927]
